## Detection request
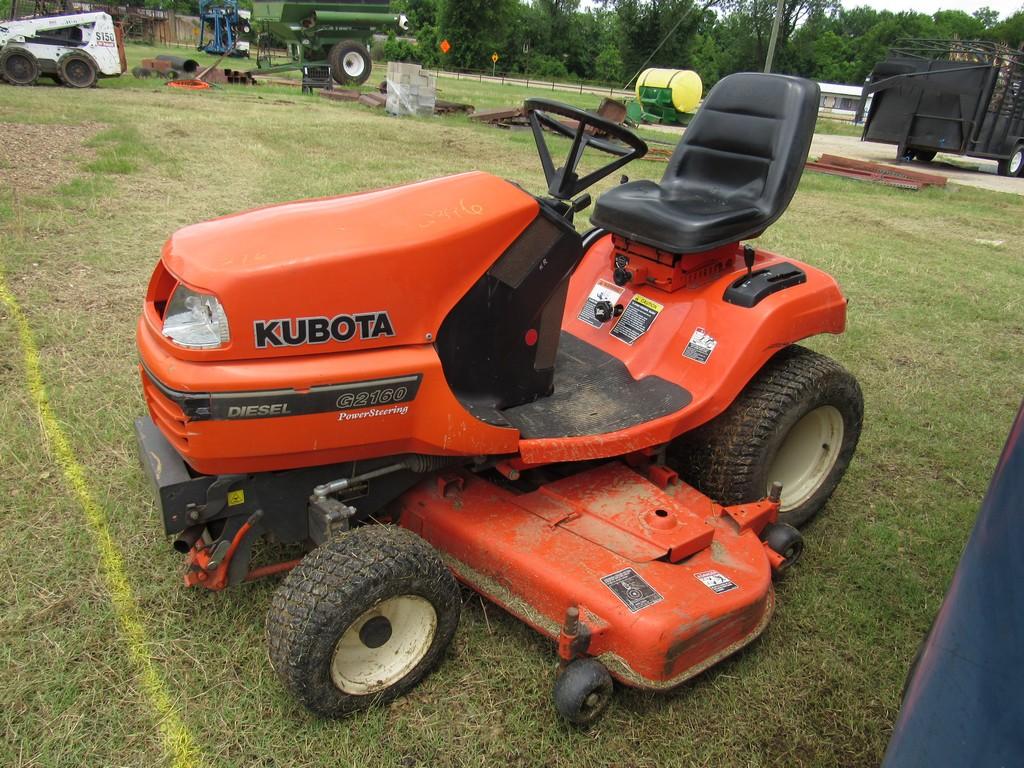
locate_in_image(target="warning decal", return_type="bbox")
[683,327,717,363]
[610,294,663,344]
[577,279,624,328]
[601,567,664,612]
[695,570,738,594]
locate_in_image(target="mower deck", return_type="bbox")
[398,462,778,688]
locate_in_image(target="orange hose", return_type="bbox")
[167,79,211,90]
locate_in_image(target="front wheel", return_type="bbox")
[997,145,1023,178]
[553,658,613,726]
[327,40,371,86]
[266,525,461,717]
[670,345,863,527]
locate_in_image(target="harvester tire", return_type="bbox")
[266,525,460,717]
[328,40,371,85]
[59,53,98,88]
[1,47,40,86]
[670,345,863,527]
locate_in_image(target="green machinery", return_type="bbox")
[252,0,408,84]
[626,68,703,125]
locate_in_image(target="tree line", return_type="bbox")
[389,0,1024,86]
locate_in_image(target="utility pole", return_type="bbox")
[763,0,785,73]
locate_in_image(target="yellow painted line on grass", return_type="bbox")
[0,275,200,768]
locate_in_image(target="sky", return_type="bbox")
[578,0,1022,19]
[841,0,1021,16]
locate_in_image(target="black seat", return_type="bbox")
[590,73,820,253]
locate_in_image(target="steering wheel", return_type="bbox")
[523,98,648,201]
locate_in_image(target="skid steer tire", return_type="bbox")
[671,345,863,527]
[1,48,40,86]
[59,53,98,88]
[327,40,371,86]
[266,525,460,717]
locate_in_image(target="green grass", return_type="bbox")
[1,71,1022,768]
[814,118,863,137]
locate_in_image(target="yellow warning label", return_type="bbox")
[633,294,664,312]
[227,489,245,506]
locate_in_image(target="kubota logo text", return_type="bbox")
[254,312,395,348]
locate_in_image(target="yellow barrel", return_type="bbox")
[635,68,703,113]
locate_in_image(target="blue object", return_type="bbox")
[198,0,244,56]
[883,401,1024,766]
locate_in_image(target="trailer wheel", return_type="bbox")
[998,145,1023,178]
[670,345,863,527]
[553,658,613,726]
[328,40,371,85]
[266,525,460,717]
[59,53,98,88]
[1,48,40,86]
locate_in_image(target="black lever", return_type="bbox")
[571,193,592,213]
[743,244,756,277]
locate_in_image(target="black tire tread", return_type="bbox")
[266,525,460,717]
[672,345,863,527]
[1,47,40,86]
[59,52,97,88]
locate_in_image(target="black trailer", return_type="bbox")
[859,39,1024,177]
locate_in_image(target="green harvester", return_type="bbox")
[252,0,407,84]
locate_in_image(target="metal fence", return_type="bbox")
[423,65,633,100]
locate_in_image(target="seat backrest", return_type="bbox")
[662,73,819,219]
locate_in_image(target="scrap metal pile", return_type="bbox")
[805,154,948,190]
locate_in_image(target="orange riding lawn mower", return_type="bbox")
[135,73,863,724]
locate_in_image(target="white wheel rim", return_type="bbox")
[342,51,365,77]
[1011,150,1023,176]
[768,405,844,512]
[330,595,437,695]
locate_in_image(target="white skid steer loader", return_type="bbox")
[0,12,126,87]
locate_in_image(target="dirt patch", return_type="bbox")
[0,122,102,196]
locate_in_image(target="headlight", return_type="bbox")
[162,284,230,349]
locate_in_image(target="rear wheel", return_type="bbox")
[59,53,97,88]
[266,525,460,717]
[327,40,371,85]
[1,48,40,86]
[670,345,863,527]
[997,145,1023,178]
